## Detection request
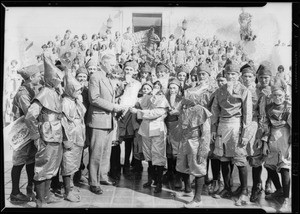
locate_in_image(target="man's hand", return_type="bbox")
[120,106,129,118]
[211,132,217,141]
[113,104,124,113]
[130,107,138,114]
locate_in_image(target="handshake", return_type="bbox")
[113,104,128,114]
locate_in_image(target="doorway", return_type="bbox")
[132,13,162,39]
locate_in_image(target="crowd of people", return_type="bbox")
[5,27,292,211]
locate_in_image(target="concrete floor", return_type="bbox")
[2,148,292,212]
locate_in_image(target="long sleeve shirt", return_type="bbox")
[137,94,169,138]
[12,85,32,120]
[256,85,272,141]
[262,101,291,142]
[211,81,252,138]
[25,87,64,143]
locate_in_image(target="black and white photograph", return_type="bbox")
[1,2,295,212]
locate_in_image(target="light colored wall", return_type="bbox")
[4,4,291,67]
[2,3,292,162]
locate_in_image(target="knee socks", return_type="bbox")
[11,164,25,195]
[26,163,35,187]
[63,175,71,196]
[181,173,191,192]
[194,176,205,202]
[51,171,60,189]
[280,168,290,198]
[205,159,210,183]
[124,138,133,167]
[221,161,232,190]
[252,166,262,187]
[45,179,52,199]
[237,166,248,191]
[35,180,45,203]
[266,168,282,190]
[211,159,221,181]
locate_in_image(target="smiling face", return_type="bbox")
[124,66,135,81]
[225,71,239,82]
[259,75,271,87]
[156,69,165,78]
[177,72,187,82]
[76,73,88,84]
[272,89,285,105]
[87,66,97,75]
[124,66,135,76]
[102,57,116,74]
[142,84,152,95]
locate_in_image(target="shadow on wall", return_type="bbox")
[215,22,240,41]
[171,16,240,42]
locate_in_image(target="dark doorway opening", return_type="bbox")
[132,13,162,39]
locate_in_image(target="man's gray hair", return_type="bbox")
[101,54,115,64]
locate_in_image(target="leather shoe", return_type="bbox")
[89,186,103,195]
[10,192,30,202]
[232,186,243,196]
[100,180,116,186]
[250,184,263,202]
[219,188,232,199]
[45,193,63,203]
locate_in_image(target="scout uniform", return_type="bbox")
[25,55,65,207]
[206,72,226,197]
[176,91,212,208]
[60,71,86,202]
[10,65,42,202]
[248,64,274,201]
[186,64,216,187]
[185,64,215,109]
[211,63,252,205]
[137,92,170,193]
[263,89,291,173]
[73,66,90,184]
[164,79,183,187]
[133,81,154,180]
[263,86,291,213]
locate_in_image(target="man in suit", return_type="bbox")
[87,54,125,195]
